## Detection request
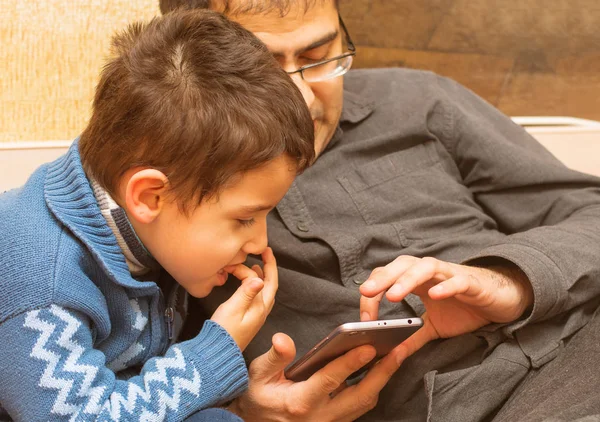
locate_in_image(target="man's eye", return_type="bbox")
[302,55,327,64]
[237,218,256,227]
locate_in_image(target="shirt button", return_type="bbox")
[297,222,309,232]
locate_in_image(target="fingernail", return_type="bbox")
[430,285,444,295]
[249,278,263,288]
[363,279,376,289]
[388,284,404,297]
[361,312,370,321]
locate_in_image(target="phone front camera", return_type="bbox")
[408,319,412,324]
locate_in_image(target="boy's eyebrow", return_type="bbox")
[238,204,275,213]
[272,30,339,59]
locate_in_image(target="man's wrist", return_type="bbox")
[488,263,534,319]
[467,256,534,321]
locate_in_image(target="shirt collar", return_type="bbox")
[340,86,376,124]
[323,82,376,152]
[89,178,160,278]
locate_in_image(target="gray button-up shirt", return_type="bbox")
[199,68,600,421]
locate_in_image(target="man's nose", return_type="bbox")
[289,72,316,111]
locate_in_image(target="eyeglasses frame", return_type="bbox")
[285,14,356,81]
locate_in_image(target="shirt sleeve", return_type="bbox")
[429,75,600,333]
[0,305,248,422]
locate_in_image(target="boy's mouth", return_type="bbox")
[216,269,228,286]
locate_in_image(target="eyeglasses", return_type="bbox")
[286,15,356,83]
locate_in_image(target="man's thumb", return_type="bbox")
[249,333,296,380]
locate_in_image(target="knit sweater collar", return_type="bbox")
[44,140,157,292]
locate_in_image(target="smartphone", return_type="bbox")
[284,317,423,382]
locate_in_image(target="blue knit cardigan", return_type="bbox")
[0,142,248,421]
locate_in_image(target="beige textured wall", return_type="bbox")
[4,1,599,144]
[1,0,159,143]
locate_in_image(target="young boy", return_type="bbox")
[0,9,314,422]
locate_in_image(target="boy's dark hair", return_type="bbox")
[159,0,338,17]
[80,9,314,211]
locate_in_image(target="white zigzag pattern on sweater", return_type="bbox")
[130,299,148,331]
[107,299,147,372]
[100,348,201,421]
[24,308,79,417]
[24,305,201,421]
[52,306,107,415]
[25,306,106,420]
[108,342,146,374]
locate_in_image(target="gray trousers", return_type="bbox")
[493,308,600,422]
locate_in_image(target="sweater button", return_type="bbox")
[297,222,309,232]
[353,278,365,285]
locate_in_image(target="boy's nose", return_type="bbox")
[243,229,268,256]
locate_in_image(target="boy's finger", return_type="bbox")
[397,321,438,358]
[251,264,264,279]
[329,345,405,419]
[261,247,276,270]
[250,333,296,381]
[228,278,265,311]
[225,264,259,281]
[260,248,278,304]
[303,345,376,401]
[358,344,405,389]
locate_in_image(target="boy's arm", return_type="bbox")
[0,305,247,422]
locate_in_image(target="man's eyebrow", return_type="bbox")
[272,30,339,58]
[297,30,339,55]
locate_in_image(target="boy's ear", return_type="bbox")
[123,169,169,224]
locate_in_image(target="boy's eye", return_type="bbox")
[237,218,256,227]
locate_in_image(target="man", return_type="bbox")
[162,1,600,421]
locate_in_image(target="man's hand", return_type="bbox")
[211,247,278,351]
[359,256,534,356]
[227,333,407,422]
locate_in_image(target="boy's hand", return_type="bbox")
[210,247,278,351]
[227,333,406,421]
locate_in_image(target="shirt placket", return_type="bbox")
[275,181,372,288]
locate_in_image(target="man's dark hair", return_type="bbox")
[159,0,338,17]
[80,9,314,211]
